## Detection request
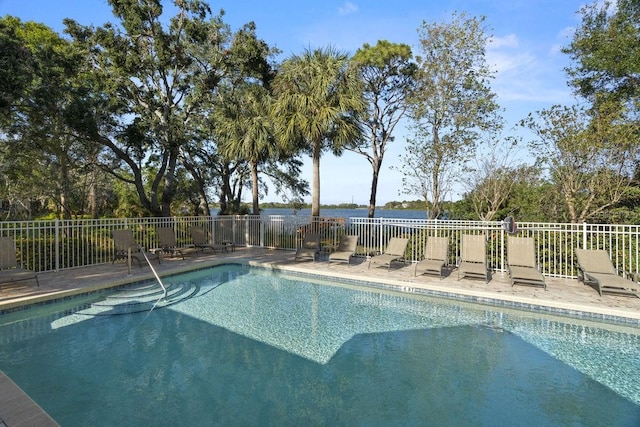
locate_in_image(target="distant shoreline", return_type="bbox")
[211,203,426,211]
[211,207,430,219]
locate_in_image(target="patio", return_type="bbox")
[2,246,640,323]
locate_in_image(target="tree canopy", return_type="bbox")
[399,12,502,219]
[2,1,640,224]
[349,40,415,218]
[272,46,365,217]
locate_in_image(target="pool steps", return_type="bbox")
[76,281,200,316]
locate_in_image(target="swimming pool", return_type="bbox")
[0,264,639,425]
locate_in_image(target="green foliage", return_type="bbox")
[219,201,252,216]
[215,80,276,214]
[522,103,639,222]
[383,200,424,210]
[0,17,33,119]
[3,2,640,224]
[63,0,231,217]
[0,16,109,220]
[349,40,416,217]
[272,46,365,216]
[400,12,502,219]
[563,0,640,111]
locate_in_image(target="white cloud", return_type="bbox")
[488,34,519,49]
[485,37,573,106]
[338,1,358,16]
[487,50,536,75]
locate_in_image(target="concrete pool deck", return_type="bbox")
[1,246,640,424]
[2,246,640,322]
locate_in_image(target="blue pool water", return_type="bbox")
[1,264,639,426]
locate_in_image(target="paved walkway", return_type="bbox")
[2,246,640,322]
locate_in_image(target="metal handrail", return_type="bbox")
[140,248,168,300]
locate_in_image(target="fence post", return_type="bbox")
[55,219,60,272]
[500,220,505,272]
[233,215,238,245]
[378,218,384,255]
[582,222,588,249]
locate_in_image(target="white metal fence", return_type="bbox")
[1,215,639,279]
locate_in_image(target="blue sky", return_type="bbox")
[1,0,588,205]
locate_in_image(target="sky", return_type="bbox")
[0,0,589,205]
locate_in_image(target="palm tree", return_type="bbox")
[272,46,364,217]
[216,83,277,215]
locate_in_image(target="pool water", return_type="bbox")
[1,264,639,426]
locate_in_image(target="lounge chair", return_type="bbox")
[506,236,546,289]
[0,236,39,290]
[328,235,359,265]
[190,226,227,254]
[368,237,409,270]
[156,227,188,260]
[458,234,488,283]
[295,233,321,262]
[575,248,640,297]
[112,229,161,267]
[414,236,449,278]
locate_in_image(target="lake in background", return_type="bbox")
[211,208,428,219]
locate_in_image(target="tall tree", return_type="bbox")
[560,0,640,223]
[272,46,364,217]
[178,121,224,216]
[399,12,502,219]
[0,18,34,122]
[213,23,295,215]
[522,103,639,222]
[563,0,640,115]
[65,0,229,217]
[349,40,416,218]
[0,17,103,219]
[216,83,275,214]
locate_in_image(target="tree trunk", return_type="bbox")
[88,168,98,218]
[180,158,210,216]
[368,157,382,218]
[311,140,321,217]
[251,160,260,215]
[198,193,209,216]
[59,154,72,220]
[219,164,233,215]
[159,147,180,217]
[430,164,441,219]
